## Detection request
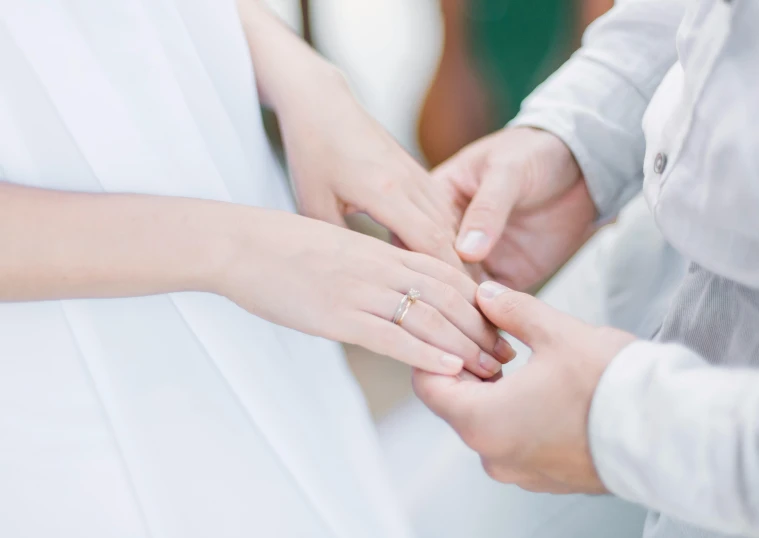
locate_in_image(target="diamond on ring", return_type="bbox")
[393,288,421,326]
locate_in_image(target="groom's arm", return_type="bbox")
[510,0,687,221]
[591,342,759,536]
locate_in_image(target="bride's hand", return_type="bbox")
[214,209,514,377]
[277,75,463,271]
[238,2,461,267]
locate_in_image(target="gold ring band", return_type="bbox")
[393,289,421,326]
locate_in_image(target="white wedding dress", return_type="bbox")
[0,2,413,537]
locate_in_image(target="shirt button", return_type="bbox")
[653,152,668,174]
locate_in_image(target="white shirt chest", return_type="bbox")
[641,0,759,288]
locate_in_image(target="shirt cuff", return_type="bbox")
[508,53,648,221]
[588,341,650,503]
[588,340,759,535]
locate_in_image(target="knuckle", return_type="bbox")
[413,301,436,326]
[374,324,403,353]
[375,176,400,196]
[467,199,501,221]
[422,306,447,333]
[465,342,483,365]
[438,283,461,313]
[494,292,545,341]
[425,226,453,253]
[436,261,467,290]
[495,290,527,316]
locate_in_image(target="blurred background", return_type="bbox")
[263,0,613,419]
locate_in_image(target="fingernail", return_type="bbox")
[479,280,509,299]
[494,338,516,362]
[457,230,489,255]
[440,354,465,373]
[458,370,481,382]
[479,351,502,374]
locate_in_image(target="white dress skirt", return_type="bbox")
[0,2,413,537]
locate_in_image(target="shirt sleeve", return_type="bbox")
[589,340,759,537]
[509,0,687,221]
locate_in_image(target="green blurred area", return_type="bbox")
[469,0,576,127]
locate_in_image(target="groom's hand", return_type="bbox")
[433,127,597,289]
[413,281,635,493]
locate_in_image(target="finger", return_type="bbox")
[485,370,503,382]
[457,369,483,382]
[355,313,465,375]
[456,167,521,263]
[411,177,460,233]
[402,252,478,304]
[389,233,407,250]
[431,146,481,199]
[365,291,501,378]
[495,337,517,363]
[390,270,514,364]
[402,300,501,378]
[476,281,583,348]
[369,196,463,270]
[402,255,518,363]
[408,182,456,235]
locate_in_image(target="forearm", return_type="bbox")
[236,0,348,117]
[590,341,759,536]
[0,182,243,302]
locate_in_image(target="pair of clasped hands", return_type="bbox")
[242,76,635,494]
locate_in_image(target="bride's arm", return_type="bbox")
[235,0,340,112]
[0,181,512,377]
[0,182,239,301]
[236,1,467,270]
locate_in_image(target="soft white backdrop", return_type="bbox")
[263,0,442,159]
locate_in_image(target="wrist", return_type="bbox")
[189,202,262,296]
[269,58,350,124]
[200,205,294,304]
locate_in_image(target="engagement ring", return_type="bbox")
[392,289,421,326]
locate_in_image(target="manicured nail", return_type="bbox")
[457,230,489,255]
[441,354,465,373]
[458,370,481,382]
[479,351,502,374]
[479,281,508,299]
[494,338,516,362]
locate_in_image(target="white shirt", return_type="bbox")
[511,0,759,536]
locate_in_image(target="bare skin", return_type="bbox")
[0,1,514,377]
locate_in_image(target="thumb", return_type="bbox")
[455,167,521,263]
[476,281,575,348]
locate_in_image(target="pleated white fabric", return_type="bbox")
[0,2,413,537]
